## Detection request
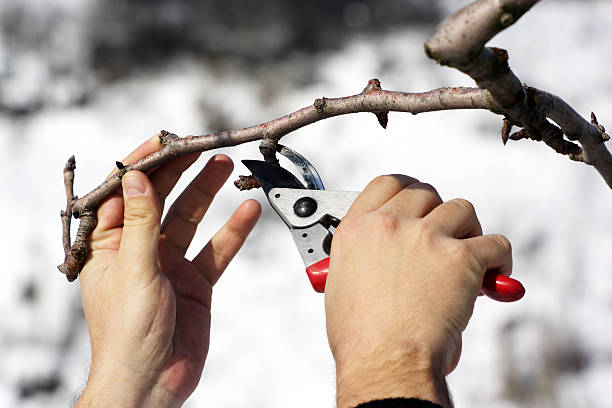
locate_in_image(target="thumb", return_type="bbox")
[118,171,161,276]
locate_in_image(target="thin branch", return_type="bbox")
[71,86,495,218]
[58,156,76,277]
[60,86,496,279]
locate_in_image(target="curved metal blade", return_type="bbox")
[241,160,305,196]
[277,144,325,190]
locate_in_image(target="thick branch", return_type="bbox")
[424,0,612,186]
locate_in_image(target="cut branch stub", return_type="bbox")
[234,175,261,191]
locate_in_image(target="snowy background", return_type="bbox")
[1,0,612,407]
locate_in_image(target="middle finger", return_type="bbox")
[160,154,234,257]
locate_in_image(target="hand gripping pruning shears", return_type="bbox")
[242,145,525,302]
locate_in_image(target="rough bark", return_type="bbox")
[424,0,611,181]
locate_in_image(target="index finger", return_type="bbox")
[105,134,163,180]
[345,174,419,217]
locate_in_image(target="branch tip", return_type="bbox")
[64,155,76,172]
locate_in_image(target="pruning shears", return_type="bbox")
[242,145,525,302]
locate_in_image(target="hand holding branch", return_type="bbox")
[75,138,260,407]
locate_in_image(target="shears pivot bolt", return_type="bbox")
[294,197,318,218]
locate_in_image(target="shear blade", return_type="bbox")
[241,160,305,195]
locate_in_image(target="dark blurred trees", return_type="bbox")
[0,0,441,115]
[88,0,442,79]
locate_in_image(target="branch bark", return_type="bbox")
[58,156,75,278]
[57,0,611,281]
[424,0,612,183]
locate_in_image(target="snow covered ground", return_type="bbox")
[1,1,612,407]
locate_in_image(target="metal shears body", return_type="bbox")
[242,146,525,302]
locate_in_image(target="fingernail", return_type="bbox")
[123,172,146,198]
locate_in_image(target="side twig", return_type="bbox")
[58,156,76,278]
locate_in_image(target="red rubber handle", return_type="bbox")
[305,258,330,293]
[480,270,525,302]
[305,257,525,302]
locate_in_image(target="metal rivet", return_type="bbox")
[294,197,317,217]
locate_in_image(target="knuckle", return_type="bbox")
[417,182,439,195]
[370,174,400,188]
[340,210,402,241]
[335,214,365,243]
[369,174,419,189]
[375,209,401,234]
[415,218,437,242]
[493,234,512,254]
[336,213,361,235]
[447,241,480,269]
[416,182,443,207]
[451,198,476,214]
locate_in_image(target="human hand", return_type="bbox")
[75,136,261,408]
[324,175,512,408]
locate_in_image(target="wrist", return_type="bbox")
[334,349,451,408]
[76,363,181,408]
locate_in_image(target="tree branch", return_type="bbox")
[57,0,611,281]
[71,86,496,218]
[58,156,76,277]
[424,0,612,183]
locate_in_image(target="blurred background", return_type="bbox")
[1,0,612,406]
